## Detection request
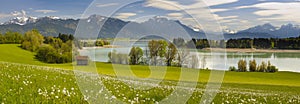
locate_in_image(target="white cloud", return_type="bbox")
[235,2,300,23]
[210,9,230,13]
[115,13,137,19]
[203,0,238,7]
[35,10,57,14]
[167,13,183,18]
[144,0,182,11]
[143,0,239,32]
[96,3,119,8]
[11,10,27,16]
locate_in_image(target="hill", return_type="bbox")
[0,44,72,69]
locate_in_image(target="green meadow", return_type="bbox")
[0,44,300,103]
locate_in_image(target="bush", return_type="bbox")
[229,66,237,71]
[36,45,73,64]
[267,61,278,72]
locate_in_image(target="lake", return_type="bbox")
[79,41,300,73]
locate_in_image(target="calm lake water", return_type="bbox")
[80,41,300,73]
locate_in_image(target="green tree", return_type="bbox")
[165,43,177,66]
[4,31,23,44]
[129,46,144,65]
[21,29,44,52]
[238,59,247,72]
[258,61,267,72]
[249,60,257,72]
[148,40,167,65]
[36,45,58,63]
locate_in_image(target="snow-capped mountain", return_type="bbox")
[3,16,63,25]
[4,16,38,25]
[239,23,277,33]
[0,15,299,39]
[223,28,237,34]
[224,23,300,39]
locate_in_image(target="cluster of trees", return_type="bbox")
[108,50,129,64]
[0,31,23,44]
[81,39,110,47]
[36,34,74,63]
[229,59,278,72]
[21,30,45,52]
[173,38,226,49]
[19,29,74,64]
[108,39,206,69]
[226,37,300,49]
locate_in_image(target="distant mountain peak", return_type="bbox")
[4,16,38,25]
[239,23,277,33]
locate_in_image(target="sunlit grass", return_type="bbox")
[1,44,300,103]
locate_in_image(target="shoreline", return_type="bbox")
[203,48,300,53]
[81,45,121,50]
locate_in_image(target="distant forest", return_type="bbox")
[174,36,300,50]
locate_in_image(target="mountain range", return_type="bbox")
[0,15,299,39]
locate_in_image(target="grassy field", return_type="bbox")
[0,44,73,69]
[0,44,300,103]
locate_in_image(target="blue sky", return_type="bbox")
[0,0,300,31]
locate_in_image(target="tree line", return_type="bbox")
[0,31,23,44]
[229,59,278,73]
[172,37,300,50]
[226,37,300,49]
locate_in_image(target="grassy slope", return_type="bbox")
[1,44,300,87]
[0,44,73,69]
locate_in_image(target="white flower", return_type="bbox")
[55,96,59,99]
[111,95,116,99]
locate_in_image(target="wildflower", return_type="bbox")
[111,95,116,99]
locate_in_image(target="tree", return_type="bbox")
[129,46,144,65]
[58,33,74,43]
[3,31,23,44]
[238,59,247,72]
[173,38,185,48]
[249,60,257,72]
[165,43,177,66]
[190,55,199,69]
[258,61,267,72]
[108,50,117,63]
[148,40,167,65]
[177,48,190,67]
[36,45,59,63]
[21,29,44,52]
